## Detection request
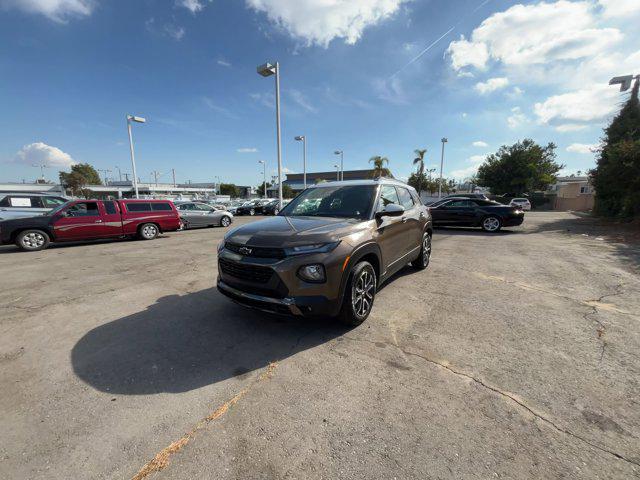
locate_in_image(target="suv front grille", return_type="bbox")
[219,258,274,283]
[225,242,286,259]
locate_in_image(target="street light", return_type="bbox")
[333,164,340,181]
[257,62,283,209]
[126,114,146,198]
[438,138,448,199]
[258,160,267,199]
[334,150,343,181]
[295,135,307,189]
[609,74,638,92]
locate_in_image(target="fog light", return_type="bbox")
[298,264,326,283]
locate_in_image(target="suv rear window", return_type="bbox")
[126,203,152,212]
[151,203,172,211]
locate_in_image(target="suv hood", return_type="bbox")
[225,215,362,248]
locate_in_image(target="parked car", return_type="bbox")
[262,199,291,215]
[428,197,524,232]
[0,192,68,220]
[0,199,180,251]
[509,198,532,211]
[217,179,432,325]
[174,201,233,228]
[225,200,245,215]
[235,199,272,216]
[443,193,489,201]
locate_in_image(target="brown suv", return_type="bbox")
[216,179,432,325]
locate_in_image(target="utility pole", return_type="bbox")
[115,166,123,181]
[97,169,112,185]
[172,168,176,188]
[151,170,161,187]
[32,163,50,181]
[438,138,448,199]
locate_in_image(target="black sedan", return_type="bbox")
[428,198,524,232]
[235,199,272,216]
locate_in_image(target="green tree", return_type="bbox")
[59,163,102,198]
[412,149,427,195]
[369,156,391,177]
[256,181,271,197]
[476,139,563,195]
[282,184,294,198]
[591,77,640,217]
[408,172,429,194]
[219,183,240,197]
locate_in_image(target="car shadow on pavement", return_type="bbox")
[71,288,350,395]
[433,226,518,236]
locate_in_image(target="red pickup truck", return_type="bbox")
[0,199,181,251]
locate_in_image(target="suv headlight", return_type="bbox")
[297,264,326,283]
[284,241,340,256]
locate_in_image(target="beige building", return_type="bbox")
[549,176,594,211]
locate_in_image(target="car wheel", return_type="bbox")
[180,219,188,230]
[249,208,255,216]
[411,232,432,270]
[138,223,159,240]
[273,208,279,215]
[16,229,50,251]
[481,216,502,232]
[220,216,231,227]
[338,261,377,326]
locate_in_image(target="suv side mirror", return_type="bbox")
[375,203,405,219]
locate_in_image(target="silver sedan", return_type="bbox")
[174,201,234,229]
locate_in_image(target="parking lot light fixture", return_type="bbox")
[438,138,448,199]
[334,150,343,181]
[333,164,340,181]
[295,135,307,189]
[126,114,146,199]
[609,74,637,92]
[258,160,267,199]
[257,62,283,209]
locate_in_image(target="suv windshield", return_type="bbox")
[280,185,377,220]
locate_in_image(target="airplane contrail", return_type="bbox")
[389,0,492,79]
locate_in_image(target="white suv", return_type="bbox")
[0,193,68,220]
[509,198,532,211]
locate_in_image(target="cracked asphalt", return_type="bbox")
[1,212,639,479]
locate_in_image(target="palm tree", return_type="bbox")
[369,156,391,178]
[413,149,427,195]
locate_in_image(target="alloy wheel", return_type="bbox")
[352,268,375,318]
[483,217,500,232]
[422,234,432,267]
[142,225,157,238]
[22,232,45,249]
[221,216,230,227]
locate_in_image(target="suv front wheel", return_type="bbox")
[338,261,377,326]
[411,232,432,270]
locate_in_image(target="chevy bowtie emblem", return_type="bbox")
[239,246,253,255]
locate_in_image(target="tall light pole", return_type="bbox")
[609,74,639,92]
[295,135,307,189]
[333,164,340,181]
[438,138,448,198]
[151,170,162,187]
[127,114,146,198]
[258,160,267,199]
[334,150,343,181]
[257,62,283,209]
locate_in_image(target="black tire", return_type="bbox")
[220,216,231,227]
[481,215,502,232]
[180,219,188,230]
[16,229,50,251]
[138,223,159,240]
[338,261,377,326]
[411,232,432,270]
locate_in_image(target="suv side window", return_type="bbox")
[104,201,117,214]
[377,185,400,211]
[152,203,172,211]
[396,187,414,210]
[446,200,474,207]
[42,197,66,208]
[1,196,34,207]
[126,203,152,212]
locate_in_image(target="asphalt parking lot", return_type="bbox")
[1,212,639,479]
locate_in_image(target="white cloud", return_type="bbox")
[556,123,589,132]
[534,84,619,125]
[468,154,487,164]
[507,106,528,129]
[506,86,524,99]
[474,77,509,94]
[598,0,640,18]
[447,35,489,70]
[566,143,598,154]
[449,165,480,180]
[250,92,275,109]
[164,23,185,40]
[447,1,622,71]
[14,142,75,168]
[245,0,408,47]
[237,147,258,153]
[461,112,468,118]
[472,141,488,148]
[289,89,318,113]
[217,59,231,67]
[1,0,95,22]
[176,0,205,13]
[372,76,407,105]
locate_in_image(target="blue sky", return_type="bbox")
[1,0,639,186]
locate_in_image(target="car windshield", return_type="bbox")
[280,185,377,220]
